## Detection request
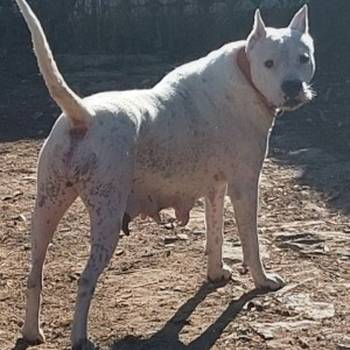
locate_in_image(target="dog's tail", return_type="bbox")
[15,0,93,129]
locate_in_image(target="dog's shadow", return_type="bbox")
[110,282,267,350]
[12,282,268,350]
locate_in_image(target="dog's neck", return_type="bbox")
[237,47,278,117]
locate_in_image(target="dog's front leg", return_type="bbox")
[228,174,285,291]
[205,182,232,282]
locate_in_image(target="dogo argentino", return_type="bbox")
[14,0,315,348]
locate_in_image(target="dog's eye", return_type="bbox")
[264,60,274,69]
[300,54,310,64]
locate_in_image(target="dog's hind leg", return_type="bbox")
[22,171,77,344]
[71,184,127,349]
[205,182,232,283]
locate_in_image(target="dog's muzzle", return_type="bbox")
[281,81,316,111]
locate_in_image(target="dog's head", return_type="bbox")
[246,5,316,112]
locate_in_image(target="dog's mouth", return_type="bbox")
[280,84,316,112]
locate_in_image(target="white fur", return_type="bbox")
[14,0,93,128]
[15,1,315,348]
[247,5,315,110]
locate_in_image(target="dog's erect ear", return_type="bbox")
[247,9,266,49]
[289,4,309,33]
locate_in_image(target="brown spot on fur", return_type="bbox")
[70,127,87,139]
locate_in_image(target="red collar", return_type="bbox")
[237,47,278,117]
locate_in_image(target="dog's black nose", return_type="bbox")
[282,79,303,98]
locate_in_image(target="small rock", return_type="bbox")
[274,231,328,255]
[252,320,318,340]
[59,318,71,327]
[337,336,350,350]
[173,286,183,292]
[274,231,326,243]
[337,345,350,350]
[177,233,189,241]
[164,222,175,230]
[244,300,264,312]
[11,214,27,222]
[163,236,178,245]
[2,191,24,201]
[279,293,335,320]
[337,249,350,260]
[115,249,124,256]
[298,337,310,349]
[192,230,204,236]
[142,250,154,257]
[68,272,80,282]
[267,339,293,349]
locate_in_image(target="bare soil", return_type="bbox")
[0,55,349,350]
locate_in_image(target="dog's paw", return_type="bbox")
[21,328,46,346]
[207,263,232,283]
[255,273,285,291]
[14,336,43,350]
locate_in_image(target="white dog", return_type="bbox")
[14,1,315,349]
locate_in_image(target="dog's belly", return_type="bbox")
[124,135,228,228]
[126,174,211,226]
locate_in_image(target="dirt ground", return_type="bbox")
[0,55,349,350]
